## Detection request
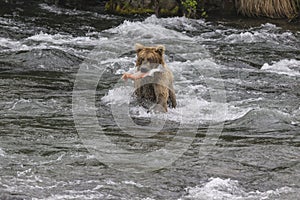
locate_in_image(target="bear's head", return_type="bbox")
[135,43,166,73]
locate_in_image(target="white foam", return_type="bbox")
[39,3,90,16]
[9,98,32,110]
[106,18,192,42]
[260,23,280,30]
[0,148,6,157]
[180,177,294,200]
[39,3,118,20]
[224,31,295,44]
[40,193,104,200]
[144,15,206,32]
[291,106,300,125]
[27,32,107,46]
[101,86,134,106]
[0,36,45,52]
[223,24,295,44]
[0,37,24,49]
[144,98,250,124]
[0,17,27,32]
[123,180,144,188]
[0,33,103,56]
[102,85,251,125]
[261,59,300,77]
[39,3,63,15]
[225,31,259,43]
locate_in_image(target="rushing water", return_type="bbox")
[1,2,300,200]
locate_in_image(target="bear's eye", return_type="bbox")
[136,58,143,66]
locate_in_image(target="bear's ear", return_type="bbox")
[155,45,165,56]
[135,43,145,53]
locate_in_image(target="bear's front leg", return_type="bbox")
[152,84,169,113]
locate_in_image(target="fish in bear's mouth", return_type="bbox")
[122,65,165,80]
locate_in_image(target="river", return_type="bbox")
[0,1,300,200]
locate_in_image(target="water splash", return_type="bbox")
[180,177,294,200]
[261,59,300,77]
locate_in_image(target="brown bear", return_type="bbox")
[123,43,176,112]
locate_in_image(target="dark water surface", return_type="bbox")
[0,1,300,200]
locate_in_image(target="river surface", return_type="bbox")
[0,2,300,200]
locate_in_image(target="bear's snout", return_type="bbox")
[140,66,150,73]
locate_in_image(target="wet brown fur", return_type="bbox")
[134,43,176,112]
